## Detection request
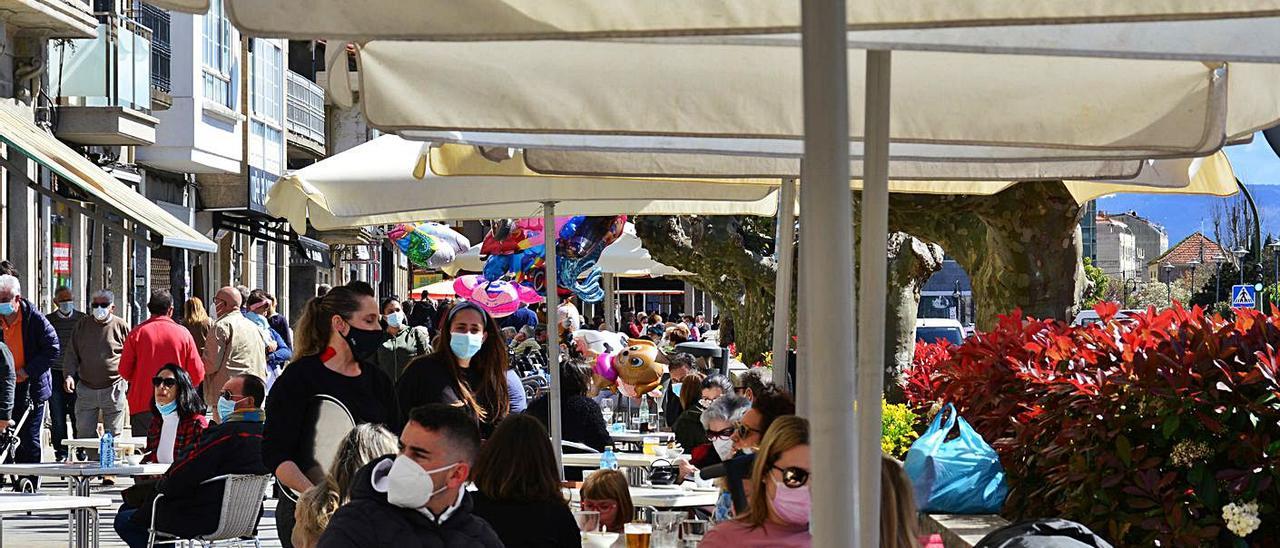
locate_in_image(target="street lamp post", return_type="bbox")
[1186,259,1201,305]
[1271,242,1280,289]
[1234,248,1249,285]
[1163,264,1175,308]
[1214,254,1227,305]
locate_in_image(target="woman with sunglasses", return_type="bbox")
[701,415,811,547]
[142,364,208,464]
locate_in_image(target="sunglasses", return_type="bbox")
[705,427,735,440]
[218,390,245,401]
[91,302,110,309]
[151,377,177,388]
[772,465,811,488]
[733,422,763,439]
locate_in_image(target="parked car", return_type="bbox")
[915,318,966,346]
[1071,308,1142,327]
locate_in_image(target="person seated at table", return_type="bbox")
[694,393,751,469]
[580,469,635,535]
[469,413,581,547]
[527,360,610,452]
[115,373,268,548]
[143,363,208,464]
[660,353,694,428]
[670,372,706,450]
[700,415,810,547]
[734,368,773,403]
[675,373,733,452]
[292,423,399,548]
[723,385,795,515]
[316,403,502,547]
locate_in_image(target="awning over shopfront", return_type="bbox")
[0,102,216,253]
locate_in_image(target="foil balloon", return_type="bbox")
[558,216,627,259]
[388,222,470,269]
[452,275,521,318]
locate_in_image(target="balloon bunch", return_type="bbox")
[387,222,471,269]
[452,275,541,318]
[480,218,569,282]
[554,216,627,302]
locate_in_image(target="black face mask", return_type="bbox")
[343,322,387,361]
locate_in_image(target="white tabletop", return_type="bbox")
[569,486,719,509]
[0,493,113,513]
[608,431,676,443]
[562,452,687,469]
[0,462,169,477]
[61,436,147,449]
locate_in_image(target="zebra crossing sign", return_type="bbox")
[1231,284,1257,310]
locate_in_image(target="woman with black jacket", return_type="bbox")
[526,359,610,452]
[469,413,581,547]
[396,302,522,437]
[263,282,397,548]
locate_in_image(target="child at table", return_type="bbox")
[581,469,635,537]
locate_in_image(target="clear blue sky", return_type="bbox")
[1225,132,1280,185]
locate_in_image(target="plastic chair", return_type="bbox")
[147,473,271,548]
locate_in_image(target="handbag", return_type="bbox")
[903,403,1008,514]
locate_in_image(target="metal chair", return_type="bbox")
[147,473,271,548]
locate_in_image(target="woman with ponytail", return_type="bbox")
[262,281,397,548]
[396,301,524,437]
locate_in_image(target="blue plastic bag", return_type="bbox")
[903,403,1008,514]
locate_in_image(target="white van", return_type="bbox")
[914,318,966,346]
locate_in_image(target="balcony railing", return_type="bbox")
[48,11,152,112]
[129,2,170,94]
[286,70,325,146]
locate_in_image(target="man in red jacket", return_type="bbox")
[119,290,205,435]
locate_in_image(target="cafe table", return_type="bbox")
[61,436,147,461]
[0,462,169,547]
[562,452,688,469]
[0,492,114,548]
[568,485,720,509]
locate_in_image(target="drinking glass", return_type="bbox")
[624,522,653,548]
[680,519,708,545]
[574,510,601,533]
[601,399,615,424]
[653,511,684,548]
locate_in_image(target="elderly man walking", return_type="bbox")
[202,287,268,409]
[0,274,61,467]
[120,290,205,435]
[46,286,84,461]
[64,290,130,449]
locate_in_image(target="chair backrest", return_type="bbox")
[203,474,271,541]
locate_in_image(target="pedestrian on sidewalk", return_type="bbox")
[120,290,206,435]
[181,297,212,355]
[0,274,60,470]
[202,287,269,410]
[45,286,84,460]
[64,290,130,454]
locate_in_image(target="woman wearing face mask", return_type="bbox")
[701,415,811,547]
[373,297,432,384]
[142,364,207,464]
[396,301,525,437]
[671,372,707,451]
[263,281,398,548]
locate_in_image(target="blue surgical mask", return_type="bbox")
[0,302,15,316]
[449,332,485,360]
[156,399,178,416]
[671,383,682,397]
[217,396,238,422]
[57,301,74,315]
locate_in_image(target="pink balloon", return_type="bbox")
[453,275,521,318]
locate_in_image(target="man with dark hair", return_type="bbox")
[735,367,773,403]
[46,285,84,460]
[120,290,205,434]
[662,352,695,428]
[318,403,501,548]
[723,384,796,514]
[315,284,332,298]
[113,373,268,547]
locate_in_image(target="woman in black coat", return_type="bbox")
[526,360,610,452]
[469,414,582,547]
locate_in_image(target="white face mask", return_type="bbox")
[92,307,110,322]
[385,454,458,510]
[712,437,736,461]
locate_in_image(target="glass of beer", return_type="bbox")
[625,522,653,548]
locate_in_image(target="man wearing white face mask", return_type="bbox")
[65,289,130,453]
[317,403,502,548]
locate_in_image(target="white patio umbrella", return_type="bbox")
[442,225,687,278]
[231,4,1280,544]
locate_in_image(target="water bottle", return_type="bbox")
[600,445,619,471]
[99,432,113,469]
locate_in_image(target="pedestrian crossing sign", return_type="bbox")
[1231,284,1257,309]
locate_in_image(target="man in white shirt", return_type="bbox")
[556,295,582,342]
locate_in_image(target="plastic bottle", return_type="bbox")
[600,445,619,470]
[99,432,114,468]
[638,396,651,433]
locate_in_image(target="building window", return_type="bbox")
[201,0,232,107]
[251,40,283,124]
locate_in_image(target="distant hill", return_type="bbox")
[1096,185,1280,244]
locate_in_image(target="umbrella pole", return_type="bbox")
[544,201,564,479]
[772,177,797,391]
[858,49,892,548]
[800,0,857,545]
[603,273,617,331]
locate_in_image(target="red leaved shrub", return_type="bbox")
[903,303,1280,546]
